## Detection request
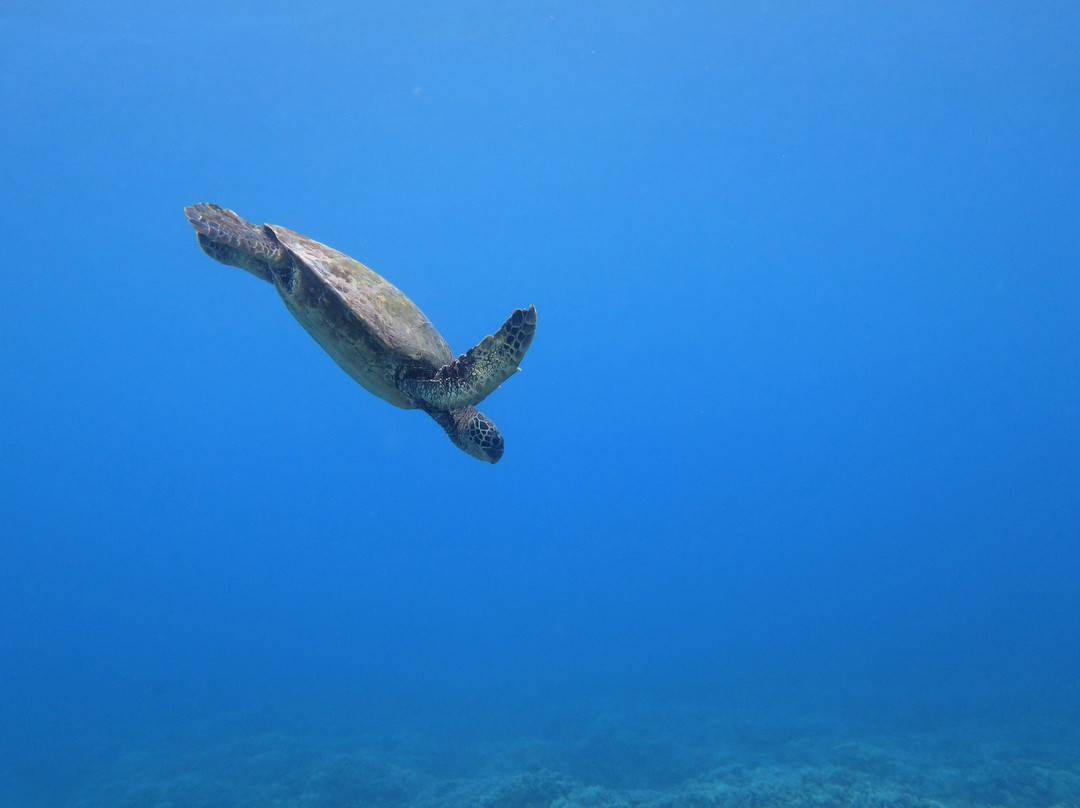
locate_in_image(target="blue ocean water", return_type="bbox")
[1,2,1078,806]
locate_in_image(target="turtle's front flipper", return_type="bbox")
[404,305,537,410]
[185,203,287,283]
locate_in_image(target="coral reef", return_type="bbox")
[64,708,1080,808]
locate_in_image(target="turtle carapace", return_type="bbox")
[185,203,536,463]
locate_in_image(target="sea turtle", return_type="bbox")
[184,203,536,463]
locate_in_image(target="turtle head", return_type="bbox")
[430,406,504,463]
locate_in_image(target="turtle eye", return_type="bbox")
[463,411,503,462]
[486,434,504,463]
[479,426,503,462]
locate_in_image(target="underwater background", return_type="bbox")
[1,2,1078,806]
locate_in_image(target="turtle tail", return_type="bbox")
[184,203,286,283]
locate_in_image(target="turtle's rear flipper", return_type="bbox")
[405,305,537,410]
[185,203,286,283]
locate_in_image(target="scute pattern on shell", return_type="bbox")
[268,224,455,373]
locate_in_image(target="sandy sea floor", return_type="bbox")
[28,696,1079,808]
